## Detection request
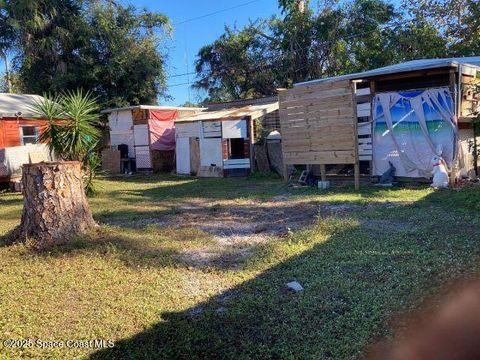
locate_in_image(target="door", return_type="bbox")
[189,137,200,175]
[176,137,190,174]
[133,124,151,169]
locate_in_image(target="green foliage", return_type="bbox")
[32,90,101,194]
[0,0,170,107]
[194,0,478,102]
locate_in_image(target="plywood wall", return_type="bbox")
[279,80,357,166]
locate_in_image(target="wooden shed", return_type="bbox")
[174,98,279,177]
[279,57,480,188]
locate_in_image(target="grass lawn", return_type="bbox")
[1,174,480,359]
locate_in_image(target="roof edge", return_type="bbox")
[101,105,206,114]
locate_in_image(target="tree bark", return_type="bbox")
[10,161,96,249]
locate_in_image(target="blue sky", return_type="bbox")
[130,0,282,106]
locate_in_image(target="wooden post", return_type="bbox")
[354,162,360,191]
[283,163,289,182]
[352,81,360,191]
[320,164,327,182]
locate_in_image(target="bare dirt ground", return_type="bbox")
[105,196,410,268]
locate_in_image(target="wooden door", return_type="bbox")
[189,137,200,175]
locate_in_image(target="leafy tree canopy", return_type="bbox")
[0,0,171,108]
[194,0,477,103]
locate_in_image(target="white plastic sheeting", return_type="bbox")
[373,88,457,178]
[108,110,134,157]
[0,143,53,177]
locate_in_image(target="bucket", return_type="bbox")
[318,180,330,190]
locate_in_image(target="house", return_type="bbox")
[278,57,480,189]
[101,105,204,172]
[0,93,55,185]
[174,97,279,177]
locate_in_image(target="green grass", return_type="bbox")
[1,174,480,359]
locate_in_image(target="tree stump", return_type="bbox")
[10,161,96,249]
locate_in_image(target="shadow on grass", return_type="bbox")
[88,188,480,359]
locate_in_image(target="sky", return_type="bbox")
[128,0,282,106]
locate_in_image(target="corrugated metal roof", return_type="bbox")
[176,102,279,123]
[0,93,45,118]
[100,105,205,114]
[295,56,480,87]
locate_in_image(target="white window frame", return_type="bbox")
[20,126,40,145]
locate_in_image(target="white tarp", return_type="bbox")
[373,88,457,178]
[109,110,134,157]
[0,143,53,177]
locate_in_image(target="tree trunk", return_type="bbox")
[10,161,96,249]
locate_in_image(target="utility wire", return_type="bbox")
[172,0,261,27]
[167,18,414,88]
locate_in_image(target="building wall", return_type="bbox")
[0,118,51,149]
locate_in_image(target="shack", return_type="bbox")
[175,97,279,177]
[278,57,480,189]
[0,93,56,185]
[101,105,203,172]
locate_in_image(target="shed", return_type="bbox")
[101,105,204,172]
[174,98,279,177]
[0,93,56,184]
[279,57,480,188]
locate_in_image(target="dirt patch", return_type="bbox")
[103,198,410,268]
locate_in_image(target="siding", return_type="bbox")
[0,118,52,149]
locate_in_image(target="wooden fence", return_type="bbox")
[278,79,360,189]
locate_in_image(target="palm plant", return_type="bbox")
[32,89,102,195]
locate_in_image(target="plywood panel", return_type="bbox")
[279,80,357,166]
[133,124,149,146]
[222,119,247,139]
[200,137,222,167]
[176,137,191,174]
[109,110,133,131]
[202,121,222,138]
[176,122,200,138]
[189,137,200,175]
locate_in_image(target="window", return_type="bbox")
[20,126,39,145]
[228,138,246,159]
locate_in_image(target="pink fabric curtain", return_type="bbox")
[148,110,178,151]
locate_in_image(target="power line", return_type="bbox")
[167,18,414,88]
[169,71,196,78]
[172,0,261,27]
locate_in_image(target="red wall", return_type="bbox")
[0,118,50,149]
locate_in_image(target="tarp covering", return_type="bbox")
[373,88,456,178]
[149,110,177,151]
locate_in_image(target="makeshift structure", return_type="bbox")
[279,57,480,189]
[101,105,203,172]
[0,93,56,184]
[174,97,279,177]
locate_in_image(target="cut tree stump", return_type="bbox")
[9,161,96,249]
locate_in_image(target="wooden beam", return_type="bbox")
[320,164,327,181]
[283,163,289,182]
